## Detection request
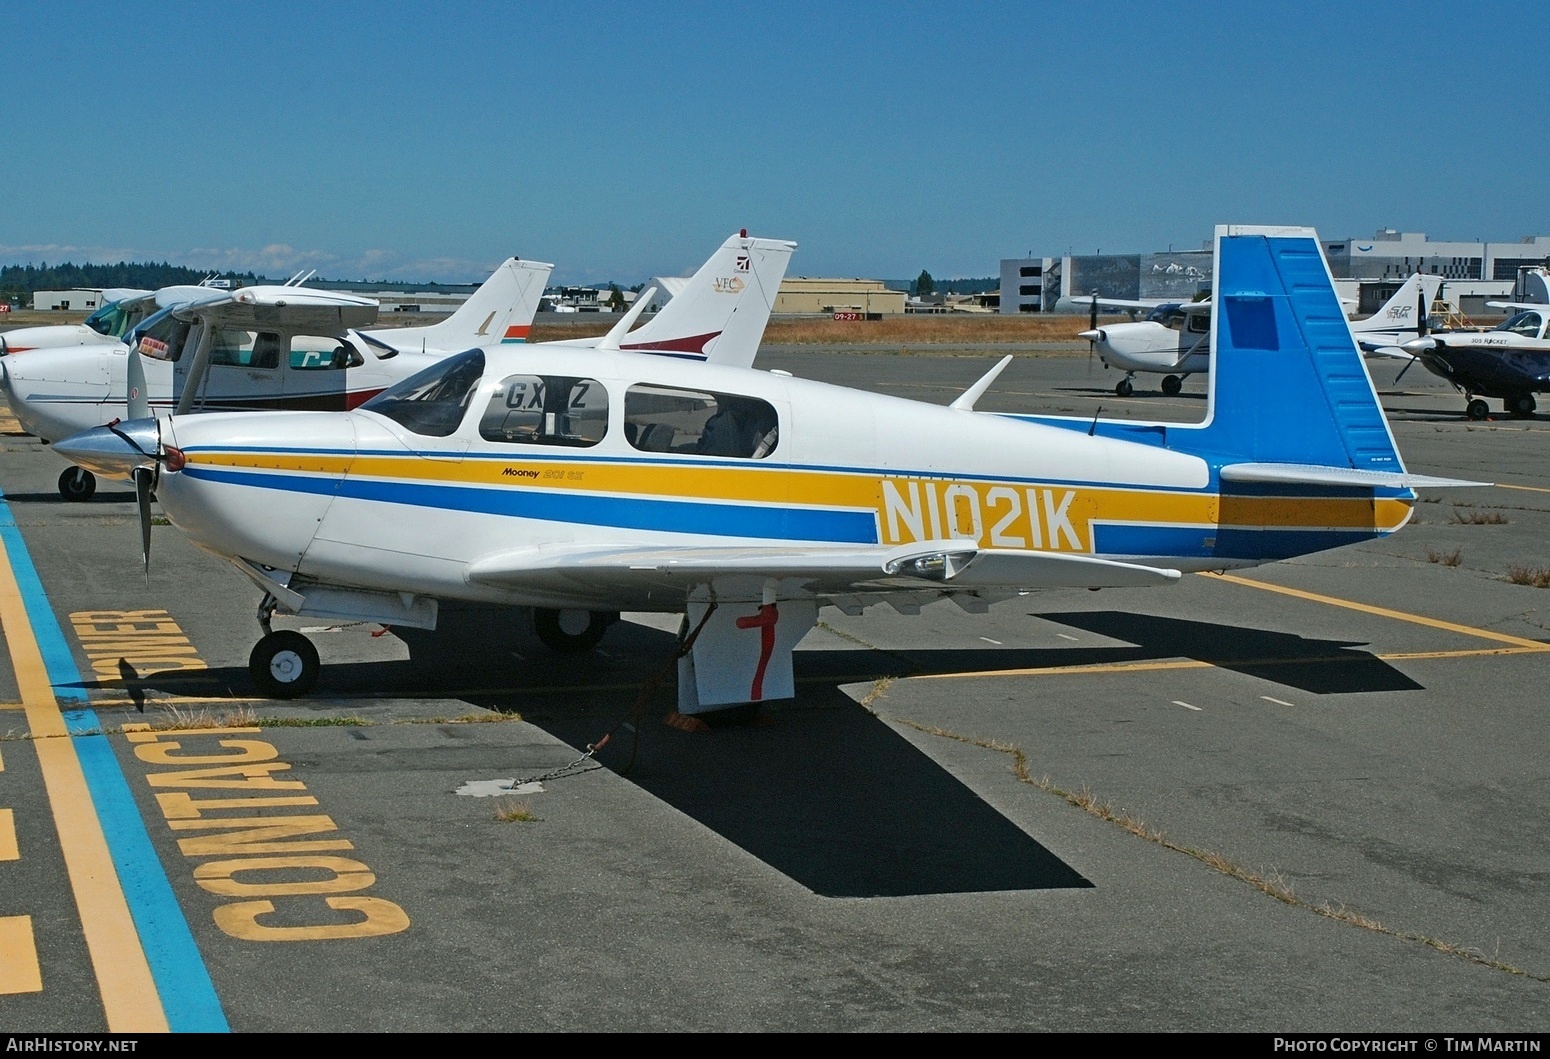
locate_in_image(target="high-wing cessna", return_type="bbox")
[0,283,221,355]
[58,225,1472,718]
[1080,273,1444,397]
[1397,303,1550,420]
[7,232,793,499]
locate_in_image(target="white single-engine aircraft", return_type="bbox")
[0,283,229,356]
[1080,273,1445,397]
[7,231,794,499]
[57,226,1473,717]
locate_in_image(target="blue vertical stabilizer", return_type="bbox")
[1190,226,1404,473]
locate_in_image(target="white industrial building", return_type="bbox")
[1002,229,1550,315]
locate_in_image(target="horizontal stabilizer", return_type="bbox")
[1220,462,1490,489]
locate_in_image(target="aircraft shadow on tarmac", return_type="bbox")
[79,606,1418,896]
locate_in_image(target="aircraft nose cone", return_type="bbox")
[53,419,160,478]
[1079,329,1105,342]
[1401,336,1437,356]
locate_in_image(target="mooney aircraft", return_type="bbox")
[5,232,794,499]
[57,225,1472,715]
[1080,274,1444,397]
[1397,303,1550,419]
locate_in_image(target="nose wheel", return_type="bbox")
[58,466,96,501]
[1114,375,1135,397]
[249,630,320,698]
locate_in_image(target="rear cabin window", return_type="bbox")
[623,384,778,459]
[478,374,608,447]
[289,336,363,371]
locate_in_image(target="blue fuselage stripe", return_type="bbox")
[0,489,228,1032]
[183,466,880,543]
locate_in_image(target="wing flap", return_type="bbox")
[465,540,1180,597]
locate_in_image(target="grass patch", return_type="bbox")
[1450,508,1509,524]
[879,711,1546,981]
[492,798,540,823]
[1424,546,1463,566]
[1506,564,1550,588]
[532,313,1090,347]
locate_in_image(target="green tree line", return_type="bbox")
[0,261,267,306]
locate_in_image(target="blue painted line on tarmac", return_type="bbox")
[0,486,228,1032]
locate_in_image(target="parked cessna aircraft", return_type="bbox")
[4,231,794,499]
[1080,274,1444,397]
[0,284,211,355]
[1398,303,1550,419]
[58,225,1473,718]
[0,257,550,498]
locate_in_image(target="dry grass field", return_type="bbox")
[3,308,1100,347]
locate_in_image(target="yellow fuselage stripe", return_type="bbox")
[192,451,1415,534]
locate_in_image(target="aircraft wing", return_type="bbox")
[1487,301,1547,313]
[170,286,380,332]
[465,540,1181,598]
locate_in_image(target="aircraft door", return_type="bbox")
[195,327,284,411]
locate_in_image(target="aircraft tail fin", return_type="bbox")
[605,231,796,367]
[1349,273,1445,337]
[366,257,554,351]
[1189,225,1406,476]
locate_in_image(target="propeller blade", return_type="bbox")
[1417,282,1430,340]
[133,465,155,576]
[1394,355,1417,384]
[127,347,149,420]
[1088,292,1098,372]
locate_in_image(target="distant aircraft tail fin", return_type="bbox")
[366,257,554,352]
[603,231,796,367]
[1349,272,1445,337]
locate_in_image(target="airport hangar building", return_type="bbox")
[1000,229,1550,316]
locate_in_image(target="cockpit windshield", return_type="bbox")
[1146,303,1185,326]
[1493,310,1545,338]
[361,348,486,437]
[84,298,148,338]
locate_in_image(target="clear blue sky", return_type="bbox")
[6,0,1545,286]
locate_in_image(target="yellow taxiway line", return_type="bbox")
[0,525,168,1029]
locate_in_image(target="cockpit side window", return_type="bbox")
[361,348,486,437]
[624,384,778,459]
[1498,311,1546,338]
[479,374,608,447]
[130,307,193,363]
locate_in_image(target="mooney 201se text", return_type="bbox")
[58,226,1474,716]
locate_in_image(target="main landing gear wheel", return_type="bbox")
[58,466,96,501]
[1509,393,1537,418]
[1161,374,1183,396]
[1114,378,1134,397]
[249,631,320,698]
[533,608,615,654]
[1465,398,1490,421]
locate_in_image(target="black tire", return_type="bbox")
[1161,375,1183,396]
[249,631,320,698]
[1510,393,1537,418]
[532,608,615,654]
[1115,378,1133,397]
[58,467,96,502]
[1466,399,1490,421]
